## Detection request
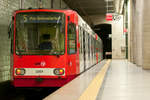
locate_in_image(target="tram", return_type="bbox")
[8,9,103,87]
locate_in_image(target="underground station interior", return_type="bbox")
[0,0,150,100]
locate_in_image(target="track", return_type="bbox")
[0,81,59,100]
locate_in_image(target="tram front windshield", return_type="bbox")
[15,12,65,55]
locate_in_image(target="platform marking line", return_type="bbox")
[78,60,111,100]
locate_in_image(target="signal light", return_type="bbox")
[53,68,64,75]
[16,68,25,75]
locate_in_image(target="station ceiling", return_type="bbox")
[63,0,125,25]
[64,0,115,16]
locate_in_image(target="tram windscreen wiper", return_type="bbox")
[16,50,23,55]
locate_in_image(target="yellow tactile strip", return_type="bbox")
[78,60,111,100]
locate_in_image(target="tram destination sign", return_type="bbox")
[22,15,61,23]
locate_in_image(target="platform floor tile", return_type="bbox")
[97,60,150,100]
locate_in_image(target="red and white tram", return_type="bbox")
[9,9,103,87]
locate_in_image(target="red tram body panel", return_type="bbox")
[9,9,103,87]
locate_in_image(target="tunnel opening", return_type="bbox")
[94,24,112,59]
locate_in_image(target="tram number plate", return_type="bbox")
[35,70,44,73]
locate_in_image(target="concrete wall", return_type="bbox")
[0,0,68,82]
[132,0,143,66]
[112,15,126,59]
[130,0,150,69]
[129,0,144,67]
[142,0,150,69]
[127,0,132,62]
[90,14,126,59]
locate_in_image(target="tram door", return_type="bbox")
[83,31,86,70]
[79,27,84,73]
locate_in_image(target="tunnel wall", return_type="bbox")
[0,0,68,83]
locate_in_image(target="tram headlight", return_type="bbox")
[53,68,64,75]
[16,68,25,75]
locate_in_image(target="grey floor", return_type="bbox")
[44,60,107,100]
[97,60,150,100]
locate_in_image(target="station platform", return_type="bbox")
[98,60,150,100]
[44,60,150,100]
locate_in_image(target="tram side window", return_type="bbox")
[88,34,90,60]
[79,27,82,54]
[67,23,76,54]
